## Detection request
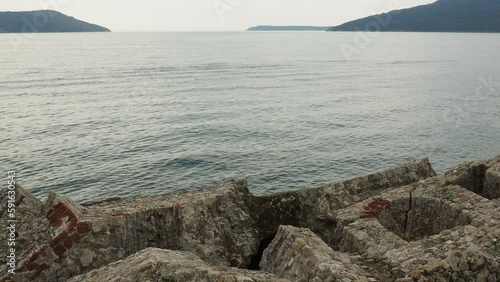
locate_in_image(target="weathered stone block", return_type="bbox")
[260,225,370,282]
[44,191,85,232]
[484,163,500,199]
[80,250,94,268]
[378,196,471,241]
[69,248,288,282]
[253,158,437,243]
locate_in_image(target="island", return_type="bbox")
[328,0,500,32]
[0,10,110,33]
[247,25,330,31]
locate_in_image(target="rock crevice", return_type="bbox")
[403,190,413,236]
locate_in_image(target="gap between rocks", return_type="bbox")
[403,190,413,235]
[247,233,277,270]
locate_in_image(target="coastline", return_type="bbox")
[1,155,499,281]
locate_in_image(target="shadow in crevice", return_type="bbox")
[448,163,489,198]
[247,234,276,270]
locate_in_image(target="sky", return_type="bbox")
[0,0,436,32]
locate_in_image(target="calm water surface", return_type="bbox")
[1,32,499,203]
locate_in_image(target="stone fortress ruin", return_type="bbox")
[1,155,499,281]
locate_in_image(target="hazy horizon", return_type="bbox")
[0,0,435,32]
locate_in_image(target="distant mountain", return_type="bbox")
[328,0,500,32]
[0,10,110,33]
[247,26,329,31]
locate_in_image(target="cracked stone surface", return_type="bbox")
[1,181,261,281]
[378,195,471,241]
[260,225,374,282]
[69,248,288,282]
[485,162,500,200]
[329,155,500,281]
[1,155,499,281]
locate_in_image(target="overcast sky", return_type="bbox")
[1,0,435,31]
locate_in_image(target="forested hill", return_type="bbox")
[328,0,500,32]
[0,10,110,33]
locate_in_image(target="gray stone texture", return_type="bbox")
[1,155,499,281]
[260,225,372,282]
[69,248,288,282]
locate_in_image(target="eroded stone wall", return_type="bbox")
[0,155,499,281]
[69,248,289,282]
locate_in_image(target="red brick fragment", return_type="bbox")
[18,266,29,273]
[46,202,79,229]
[24,261,39,271]
[70,232,81,243]
[36,263,50,275]
[360,198,390,219]
[53,245,67,256]
[63,236,74,249]
[77,222,91,234]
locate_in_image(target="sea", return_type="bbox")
[1,32,499,203]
